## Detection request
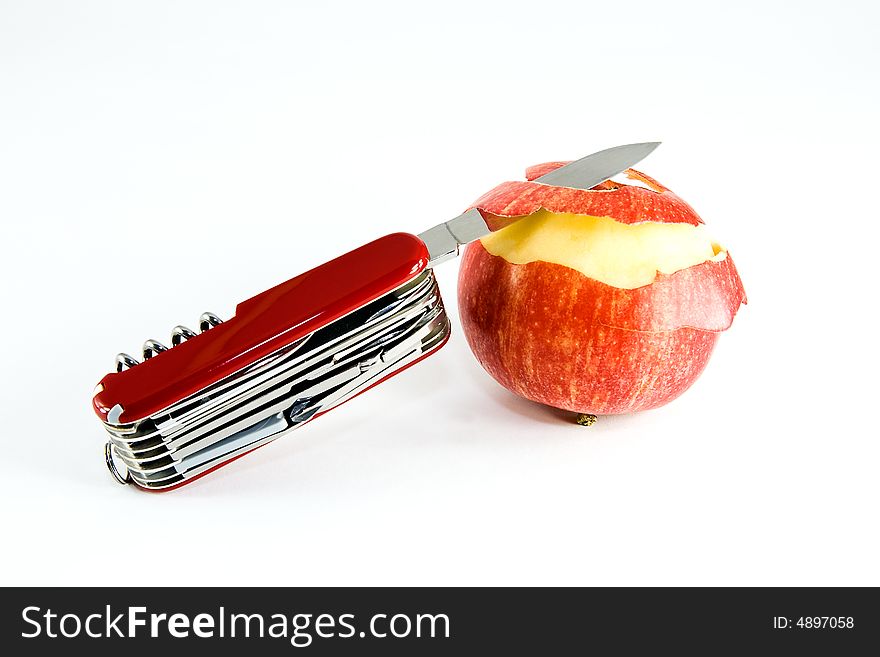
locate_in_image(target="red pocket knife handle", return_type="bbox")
[93,233,430,425]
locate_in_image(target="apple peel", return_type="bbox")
[467,161,747,330]
[473,163,702,226]
[462,241,745,333]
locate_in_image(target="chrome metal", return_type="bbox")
[101,269,450,490]
[142,339,168,360]
[199,312,223,332]
[418,209,486,267]
[113,315,224,372]
[171,325,197,346]
[115,353,139,372]
[418,142,660,267]
[105,442,132,485]
[533,142,660,189]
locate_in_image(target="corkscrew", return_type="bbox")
[92,143,660,491]
[115,312,223,374]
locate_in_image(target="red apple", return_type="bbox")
[457,164,746,417]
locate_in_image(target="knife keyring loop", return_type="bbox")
[105,442,132,486]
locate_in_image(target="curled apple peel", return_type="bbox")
[457,163,747,416]
[474,165,704,226]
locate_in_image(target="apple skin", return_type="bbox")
[457,164,747,416]
[460,243,732,414]
[475,166,703,228]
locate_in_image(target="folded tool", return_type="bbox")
[93,143,659,490]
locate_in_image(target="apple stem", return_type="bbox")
[575,413,597,427]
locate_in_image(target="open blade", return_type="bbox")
[532,142,660,188]
[419,142,660,266]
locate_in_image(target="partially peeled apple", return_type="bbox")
[457,163,746,419]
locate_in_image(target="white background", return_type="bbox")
[1,0,878,586]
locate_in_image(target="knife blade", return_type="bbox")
[419,141,660,266]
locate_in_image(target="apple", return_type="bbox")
[457,164,746,419]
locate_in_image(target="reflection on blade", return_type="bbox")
[533,142,661,190]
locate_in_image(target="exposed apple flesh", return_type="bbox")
[457,165,746,417]
[460,242,733,415]
[481,210,723,290]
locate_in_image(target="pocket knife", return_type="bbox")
[93,142,660,490]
